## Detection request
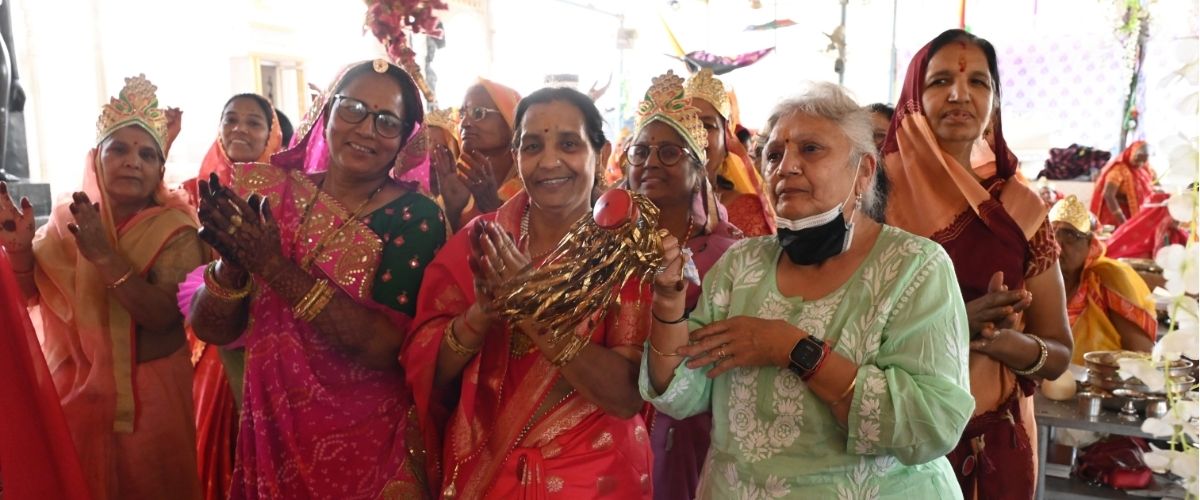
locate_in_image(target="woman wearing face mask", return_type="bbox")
[882,30,1072,499]
[182,93,284,500]
[185,60,446,499]
[406,87,653,499]
[0,75,205,500]
[642,82,972,498]
[623,70,742,500]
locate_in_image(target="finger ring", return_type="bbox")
[717,348,726,358]
[230,214,243,227]
[227,225,239,236]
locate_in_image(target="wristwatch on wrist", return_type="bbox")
[788,335,828,379]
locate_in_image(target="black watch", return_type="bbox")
[787,336,826,377]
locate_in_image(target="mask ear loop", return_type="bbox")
[840,156,866,252]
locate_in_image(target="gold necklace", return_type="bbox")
[292,176,388,271]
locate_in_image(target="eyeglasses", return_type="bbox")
[625,144,693,167]
[466,106,502,122]
[332,95,405,139]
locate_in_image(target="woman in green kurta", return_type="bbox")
[641,83,974,499]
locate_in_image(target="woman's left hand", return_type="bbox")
[678,316,803,378]
[66,192,116,264]
[479,220,530,286]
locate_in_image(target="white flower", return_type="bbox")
[1142,416,1177,437]
[1156,243,1199,296]
[1117,357,1166,392]
[1168,191,1197,223]
[1157,327,1200,361]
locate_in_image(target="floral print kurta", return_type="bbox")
[641,227,974,499]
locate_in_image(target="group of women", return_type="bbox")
[6,26,1180,500]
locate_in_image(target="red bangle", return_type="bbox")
[800,341,833,382]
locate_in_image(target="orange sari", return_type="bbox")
[406,193,654,499]
[1090,141,1156,228]
[33,149,202,500]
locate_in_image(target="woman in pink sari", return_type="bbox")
[406,86,653,499]
[0,75,205,500]
[184,59,446,499]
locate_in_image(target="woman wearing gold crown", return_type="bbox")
[405,86,654,499]
[184,60,446,499]
[620,70,742,500]
[0,74,205,499]
[1050,195,1155,363]
[643,82,972,498]
[683,69,774,237]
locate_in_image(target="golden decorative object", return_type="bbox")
[1049,194,1092,234]
[636,70,708,165]
[494,189,664,348]
[425,106,459,132]
[684,68,732,118]
[96,74,169,152]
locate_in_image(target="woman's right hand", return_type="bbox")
[432,145,471,217]
[0,181,35,260]
[965,271,1032,336]
[460,149,504,213]
[197,173,284,277]
[653,232,688,301]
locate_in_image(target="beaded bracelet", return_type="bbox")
[1012,334,1048,376]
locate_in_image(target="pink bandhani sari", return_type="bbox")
[406,192,654,499]
[179,60,444,499]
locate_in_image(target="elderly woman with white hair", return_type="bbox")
[641,82,974,498]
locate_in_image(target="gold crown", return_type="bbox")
[636,70,708,165]
[684,68,731,118]
[425,106,459,132]
[1049,194,1092,234]
[96,74,168,153]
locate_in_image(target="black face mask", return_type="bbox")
[776,210,855,266]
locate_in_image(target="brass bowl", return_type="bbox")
[1083,350,1193,378]
[1087,372,1195,395]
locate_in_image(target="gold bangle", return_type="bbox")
[293,279,333,322]
[829,378,857,409]
[1012,334,1048,376]
[300,282,335,322]
[106,267,135,289]
[444,319,481,357]
[204,261,254,300]
[550,334,590,367]
[648,337,681,357]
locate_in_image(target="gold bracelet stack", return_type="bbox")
[444,319,482,357]
[293,279,335,322]
[204,261,254,300]
[1012,334,1049,376]
[549,334,591,367]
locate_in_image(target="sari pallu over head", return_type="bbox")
[182,94,283,206]
[1066,237,1157,364]
[1089,140,1156,226]
[882,30,1051,500]
[32,74,199,498]
[405,192,654,499]
[223,59,434,499]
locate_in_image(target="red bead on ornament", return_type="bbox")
[593,189,639,229]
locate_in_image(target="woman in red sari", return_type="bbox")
[883,29,1073,500]
[185,60,446,499]
[684,69,774,237]
[1105,191,1188,260]
[406,86,653,499]
[1090,141,1156,228]
[181,92,283,500]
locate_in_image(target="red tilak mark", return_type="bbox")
[958,55,967,73]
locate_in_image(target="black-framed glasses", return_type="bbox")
[625,144,693,167]
[466,106,501,122]
[332,94,405,139]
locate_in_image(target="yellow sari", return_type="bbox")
[1067,238,1157,364]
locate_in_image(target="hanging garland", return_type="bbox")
[363,0,448,104]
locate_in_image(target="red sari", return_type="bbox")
[883,31,1057,500]
[0,248,92,500]
[1090,141,1156,228]
[1105,192,1188,260]
[405,193,653,499]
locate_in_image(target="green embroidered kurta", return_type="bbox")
[641,226,974,499]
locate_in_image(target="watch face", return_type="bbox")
[790,337,825,371]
